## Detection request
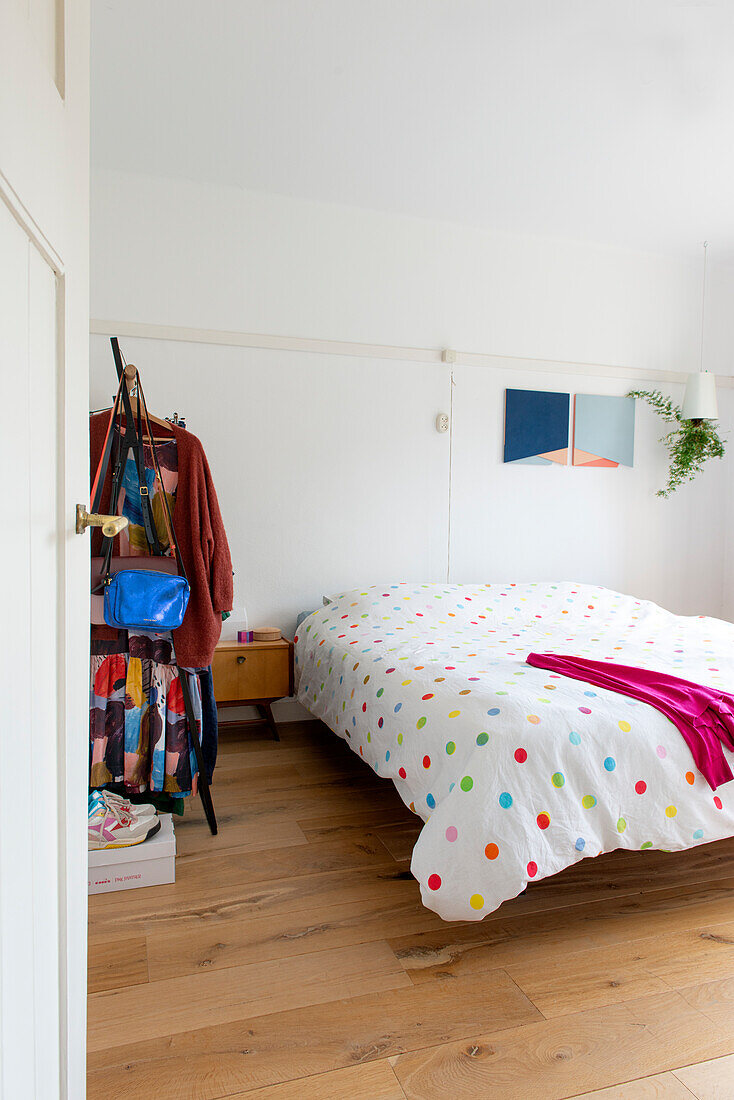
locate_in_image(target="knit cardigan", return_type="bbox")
[90,414,233,667]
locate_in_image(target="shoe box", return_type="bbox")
[88,813,176,894]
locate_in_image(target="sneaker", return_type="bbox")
[88,801,161,850]
[89,790,157,819]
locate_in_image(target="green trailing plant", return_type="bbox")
[627,389,725,498]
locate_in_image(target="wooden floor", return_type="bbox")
[88,720,734,1100]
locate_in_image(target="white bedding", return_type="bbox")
[295,582,734,921]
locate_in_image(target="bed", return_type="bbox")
[294,582,734,921]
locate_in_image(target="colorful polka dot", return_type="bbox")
[469,893,484,910]
[476,732,489,746]
[485,842,499,860]
[460,776,474,792]
[422,755,431,769]
[551,772,565,787]
[527,714,540,724]
[398,767,406,779]
[426,793,436,809]
[514,747,528,763]
[416,717,426,729]
[569,731,581,745]
[635,780,647,795]
[575,837,585,851]
[603,757,616,772]
[617,817,627,833]
[656,745,667,759]
[685,772,695,785]
[427,874,441,890]
[499,791,513,808]
[618,720,631,732]
[536,812,551,830]
[445,741,456,755]
[693,829,704,840]
[581,794,597,809]
[445,826,458,842]
[714,796,723,809]
[527,861,538,878]
[665,805,677,818]
[448,710,461,718]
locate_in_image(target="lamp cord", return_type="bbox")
[446,369,455,584]
[700,240,708,373]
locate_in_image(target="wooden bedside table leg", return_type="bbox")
[256,702,280,741]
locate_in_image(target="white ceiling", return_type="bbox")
[92,0,734,258]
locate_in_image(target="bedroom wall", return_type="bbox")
[90,168,734,663]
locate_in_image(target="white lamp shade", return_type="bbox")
[682,370,718,420]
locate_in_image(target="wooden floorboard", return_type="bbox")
[673,1051,734,1098]
[568,1075,696,1099]
[88,720,734,1099]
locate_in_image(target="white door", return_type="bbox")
[0,3,90,1098]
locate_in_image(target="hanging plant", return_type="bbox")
[627,389,725,497]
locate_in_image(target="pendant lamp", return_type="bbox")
[682,241,718,421]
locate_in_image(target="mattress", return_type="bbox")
[295,582,734,921]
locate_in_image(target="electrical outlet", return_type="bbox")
[435,413,450,433]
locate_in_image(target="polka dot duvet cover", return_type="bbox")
[294,582,734,921]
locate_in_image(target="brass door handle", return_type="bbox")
[76,504,129,538]
[237,655,246,665]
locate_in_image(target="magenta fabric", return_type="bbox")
[526,652,734,790]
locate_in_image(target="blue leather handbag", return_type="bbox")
[103,568,190,631]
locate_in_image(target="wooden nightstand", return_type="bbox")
[212,638,294,741]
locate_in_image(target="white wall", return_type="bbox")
[90,336,450,632]
[92,168,711,373]
[90,168,734,667]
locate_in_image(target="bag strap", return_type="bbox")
[109,338,161,555]
[117,380,161,556]
[92,369,172,590]
[136,369,189,584]
[91,352,187,586]
[90,372,126,514]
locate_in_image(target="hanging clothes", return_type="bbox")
[90,642,201,796]
[89,429,205,796]
[196,666,218,784]
[118,436,178,555]
[89,415,233,667]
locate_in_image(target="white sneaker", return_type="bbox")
[89,790,157,819]
[88,801,161,850]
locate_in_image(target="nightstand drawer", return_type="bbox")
[212,645,290,702]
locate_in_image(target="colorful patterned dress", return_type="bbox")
[89,435,201,796]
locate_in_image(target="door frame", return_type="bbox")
[0,3,90,1097]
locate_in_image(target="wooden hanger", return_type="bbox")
[122,364,174,436]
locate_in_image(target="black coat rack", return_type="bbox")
[109,337,218,835]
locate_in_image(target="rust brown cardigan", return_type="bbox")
[90,414,233,667]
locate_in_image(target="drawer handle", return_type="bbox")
[237,655,246,665]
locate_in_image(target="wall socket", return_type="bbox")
[435,412,450,433]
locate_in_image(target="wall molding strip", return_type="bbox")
[90,318,734,388]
